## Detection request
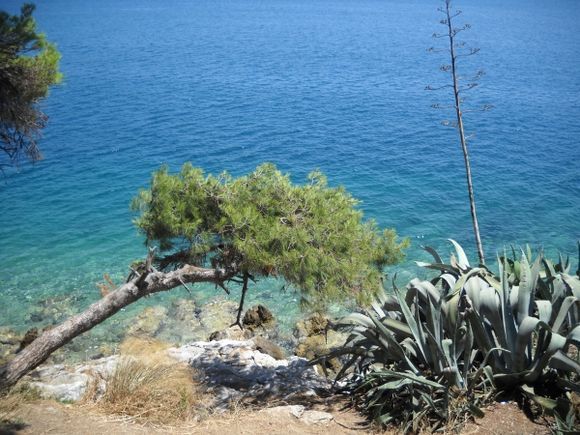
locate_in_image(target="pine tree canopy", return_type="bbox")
[132,163,408,308]
[0,3,62,167]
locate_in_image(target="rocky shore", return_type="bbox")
[1,302,350,427]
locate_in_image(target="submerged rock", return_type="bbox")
[0,327,23,365]
[126,306,167,337]
[294,312,329,338]
[198,299,238,334]
[293,313,347,376]
[242,304,275,329]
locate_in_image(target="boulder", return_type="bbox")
[167,339,332,408]
[126,306,167,337]
[293,313,347,376]
[242,305,275,329]
[198,299,238,334]
[252,336,286,360]
[294,312,328,338]
[208,326,250,341]
[0,327,22,365]
[26,356,117,402]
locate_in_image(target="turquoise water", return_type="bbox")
[1,0,579,349]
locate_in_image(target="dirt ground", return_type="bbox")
[0,399,368,435]
[1,399,552,435]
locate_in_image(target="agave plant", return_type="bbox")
[325,240,580,432]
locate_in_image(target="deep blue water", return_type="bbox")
[1,0,579,344]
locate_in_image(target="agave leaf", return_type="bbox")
[555,376,580,393]
[378,369,445,389]
[377,291,400,311]
[462,324,474,385]
[526,245,533,263]
[559,253,570,274]
[449,239,470,268]
[509,286,519,315]
[377,414,395,425]
[526,325,568,382]
[520,385,557,410]
[514,316,540,372]
[425,329,445,373]
[481,272,502,292]
[543,258,557,279]
[468,403,485,418]
[451,267,484,296]
[464,276,492,311]
[439,273,457,297]
[530,252,543,289]
[517,254,533,325]
[371,300,386,318]
[443,293,460,331]
[428,293,443,345]
[333,352,364,381]
[548,351,580,374]
[381,378,414,390]
[338,313,376,329]
[368,311,419,373]
[410,279,441,305]
[552,296,578,333]
[567,324,580,346]
[381,318,413,339]
[401,337,419,359]
[500,258,518,361]
[393,284,428,364]
[535,300,552,324]
[562,274,580,299]
[422,245,443,265]
[478,286,510,351]
[441,338,455,369]
[464,307,497,369]
[415,261,459,275]
[481,365,496,389]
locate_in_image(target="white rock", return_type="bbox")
[300,410,334,425]
[25,339,332,407]
[260,405,305,418]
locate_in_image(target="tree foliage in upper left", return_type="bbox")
[0,3,62,167]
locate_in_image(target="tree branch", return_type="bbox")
[0,262,237,392]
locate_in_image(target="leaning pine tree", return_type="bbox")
[0,162,407,391]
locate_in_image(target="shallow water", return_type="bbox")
[1,0,579,351]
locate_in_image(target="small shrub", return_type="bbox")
[92,338,205,424]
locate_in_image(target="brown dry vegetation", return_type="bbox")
[82,337,207,424]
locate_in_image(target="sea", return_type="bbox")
[1,0,579,354]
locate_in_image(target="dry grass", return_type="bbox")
[0,383,41,425]
[86,337,207,424]
[0,394,20,423]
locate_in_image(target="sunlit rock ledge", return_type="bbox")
[24,338,333,408]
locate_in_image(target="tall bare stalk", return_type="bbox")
[428,0,486,265]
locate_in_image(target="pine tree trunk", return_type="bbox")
[0,262,235,392]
